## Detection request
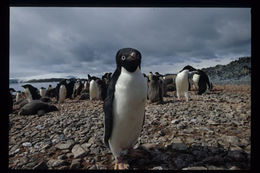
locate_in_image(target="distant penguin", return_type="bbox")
[102,72,112,86]
[54,80,67,102]
[22,84,41,102]
[72,79,83,98]
[96,78,107,100]
[9,88,16,95]
[148,74,163,103]
[195,69,212,95]
[16,91,23,102]
[184,66,212,95]
[103,48,147,169]
[47,85,52,90]
[59,85,67,103]
[89,76,100,100]
[155,74,167,97]
[40,87,46,97]
[46,88,56,98]
[83,80,90,93]
[148,72,153,81]
[66,80,76,99]
[175,67,190,101]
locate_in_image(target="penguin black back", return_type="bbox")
[180,65,197,72]
[22,84,41,100]
[197,69,211,95]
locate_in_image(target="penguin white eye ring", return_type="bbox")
[121,56,126,61]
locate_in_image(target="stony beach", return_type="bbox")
[8,84,251,170]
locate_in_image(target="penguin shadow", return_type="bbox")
[126,143,250,170]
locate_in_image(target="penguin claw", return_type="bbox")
[114,163,129,170]
[114,157,129,170]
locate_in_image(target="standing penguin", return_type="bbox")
[59,85,67,103]
[89,76,100,100]
[39,87,46,97]
[193,69,212,95]
[183,65,212,95]
[148,74,163,103]
[16,91,23,102]
[175,66,192,101]
[103,48,147,169]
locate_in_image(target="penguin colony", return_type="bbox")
[9,48,213,170]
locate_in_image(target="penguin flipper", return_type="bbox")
[103,68,120,148]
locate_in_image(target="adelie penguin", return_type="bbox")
[148,74,163,103]
[175,66,194,101]
[16,91,23,102]
[39,87,46,97]
[182,65,212,95]
[103,48,147,169]
[89,75,107,101]
[22,84,41,102]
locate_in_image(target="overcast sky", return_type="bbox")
[10,7,251,80]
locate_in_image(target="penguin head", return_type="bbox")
[9,88,16,94]
[22,84,36,92]
[181,65,197,72]
[22,84,31,89]
[116,48,142,72]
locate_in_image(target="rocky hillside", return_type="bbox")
[201,57,251,85]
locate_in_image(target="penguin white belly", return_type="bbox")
[59,85,67,103]
[89,80,99,100]
[176,70,189,96]
[84,81,89,91]
[109,67,147,157]
[16,92,23,102]
[192,74,200,89]
[40,89,46,97]
[24,88,33,102]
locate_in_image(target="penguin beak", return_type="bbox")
[128,52,137,61]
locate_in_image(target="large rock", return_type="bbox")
[71,144,88,159]
[55,140,75,150]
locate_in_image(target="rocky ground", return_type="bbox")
[8,84,251,170]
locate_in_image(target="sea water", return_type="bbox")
[9,82,58,93]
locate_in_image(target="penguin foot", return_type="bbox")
[114,157,129,170]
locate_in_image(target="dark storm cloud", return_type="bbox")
[10,7,251,79]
